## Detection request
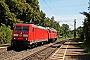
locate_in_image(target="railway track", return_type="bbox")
[0,41,55,60]
[0,44,10,54]
[22,40,66,60]
[0,44,10,47]
[0,39,68,60]
[47,40,71,60]
[47,39,90,60]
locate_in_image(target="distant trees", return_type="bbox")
[60,24,72,38]
[77,26,84,41]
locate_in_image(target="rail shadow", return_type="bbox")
[74,50,88,53]
[7,46,29,52]
[66,54,90,60]
[50,45,60,48]
[61,48,84,49]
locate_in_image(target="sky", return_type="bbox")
[38,0,89,30]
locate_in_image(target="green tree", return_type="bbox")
[39,10,46,26]
[61,24,70,38]
[81,12,90,43]
[77,26,84,41]
[0,24,12,44]
[26,0,41,25]
[0,0,23,29]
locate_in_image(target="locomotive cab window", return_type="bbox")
[15,26,29,31]
[23,26,29,31]
[15,26,22,30]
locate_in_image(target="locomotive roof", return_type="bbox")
[15,23,47,30]
[46,27,57,32]
[15,23,57,31]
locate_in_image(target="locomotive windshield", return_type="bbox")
[15,26,29,31]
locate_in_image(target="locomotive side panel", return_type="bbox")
[48,28,57,42]
[43,29,48,41]
[33,27,48,43]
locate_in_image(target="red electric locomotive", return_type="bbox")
[50,28,57,41]
[47,27,57,42]
[11,23,57,48]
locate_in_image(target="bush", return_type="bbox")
[0,24,12,44]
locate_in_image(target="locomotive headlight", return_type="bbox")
[13,34,18,36]
[25,38,28,40]
[14,38,16,39]
[23,34,28,37]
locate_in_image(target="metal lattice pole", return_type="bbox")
[74,19,76,39]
